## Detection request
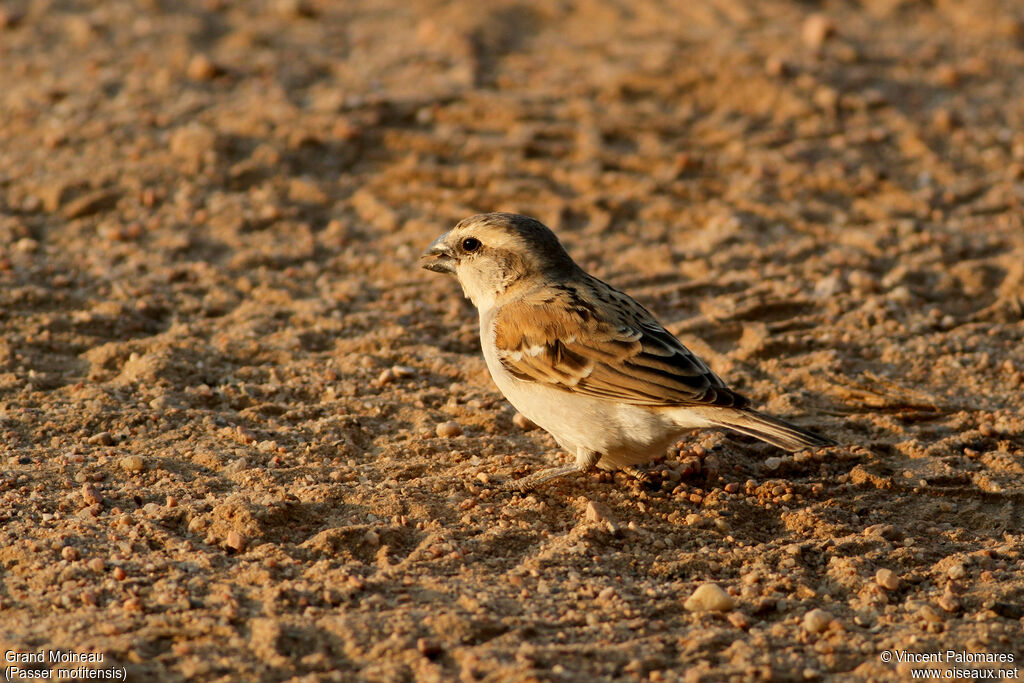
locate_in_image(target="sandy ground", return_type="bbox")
[1,0,1024,681]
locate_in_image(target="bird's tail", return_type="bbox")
[704,408,836,451]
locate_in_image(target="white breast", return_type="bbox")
[478,308,705,469]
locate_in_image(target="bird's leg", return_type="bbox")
[621,465,651,482]
[503,447,601,491]
[621,465,658,488]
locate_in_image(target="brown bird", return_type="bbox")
[422,213,835,488]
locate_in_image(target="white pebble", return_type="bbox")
[436,421,463,438]
[803,608,832,634]
[684,583,736,612]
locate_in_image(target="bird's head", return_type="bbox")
[421,213,576,311]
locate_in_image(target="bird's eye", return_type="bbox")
[461,237,481,252]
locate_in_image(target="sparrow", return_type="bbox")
[421,212,835,489]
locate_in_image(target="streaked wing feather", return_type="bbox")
[493,282,748,408]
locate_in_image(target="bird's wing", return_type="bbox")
[492,280,748,408]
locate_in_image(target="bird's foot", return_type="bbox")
[622,466,660,490]
[502,448,602,491]
[500,464,580,492]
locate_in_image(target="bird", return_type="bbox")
[421,212,835,489]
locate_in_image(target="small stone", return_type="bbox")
[112,566,126,581]
[226,530,247,552]
[390,365,415,379]
[585,500,610,524]
[802,14,836,48]
[0,8,23,29]
[512,413,538,431]
[14,237,38,253]
[932,109,958,132]
[765,55,790,77]
[934,63,959,87]
[88,558,105,573]
[166,495,177,508]
[87,431,113,446]
[187,54,221,81]
[875,568,900,591]
[120,455,145,472]
[597,586,617,603]
[684,583,736,612]
[61,546,80,562]
[436,421,463,438]
[272,0,317,18]
[62,189,119,219]
[947,563,967,580]
[937,591,961,613]
[81,484,103,506]
[847,270,877,293]
[123,597,143,612]
[169,124,218,165]
[364,530,380,546]
[417,637,442,658]
[728,612,750,630]
[803,608,832,634]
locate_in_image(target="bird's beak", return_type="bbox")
[420,234,457,274]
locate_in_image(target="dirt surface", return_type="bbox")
[2,0,1024,681]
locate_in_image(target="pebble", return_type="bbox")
[169,124,218,164]
[802,14,836,48]
[947,562,967,580]
[934,63,959,87]
[226,530,247,552]
[436,421,463,438]
[87,431,113,446]
[186,54,221,81]
[112,566,126,581]
[803,608,832,634]
[727,612,750,630]
[272,0,316,18]
[81,484,103,506]
[512,412,538,431]
[684,583,736,612]
[937,591,961,613]
[765,55,790,78]
[584,500,619,533]
[14,237,38,253]
[417,637,442,658]
[584,500,611,524]
[62,190,119,220]
[61,546,80,562]
[378,365,416,384]
[88,558,105,573]
[364,530,380,546]
[875,568,900,591]
[120,455,145,472]
[0,8,22,29]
